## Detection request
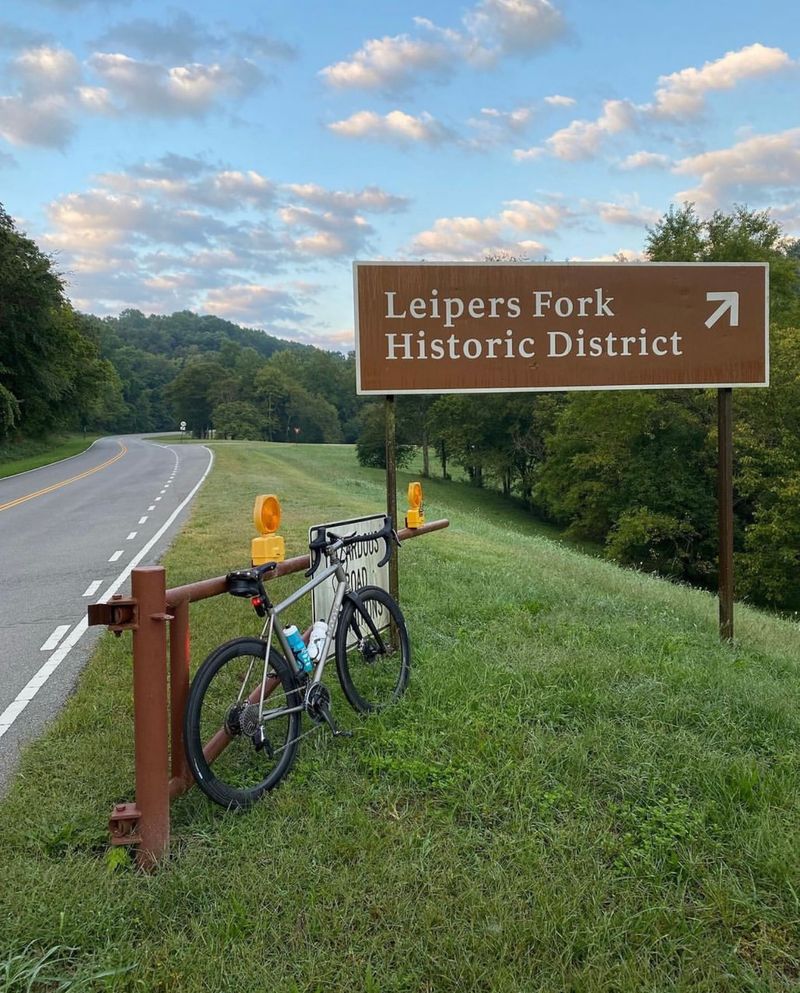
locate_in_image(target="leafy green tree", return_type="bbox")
[0,205,124,437]
[212,401,262,440]
[285,385,343,443]
[356,402,416,468]
[165,357,226,436]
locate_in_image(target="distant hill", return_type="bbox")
[91,308,308,362]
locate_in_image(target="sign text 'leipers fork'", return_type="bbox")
[354,262,769,394]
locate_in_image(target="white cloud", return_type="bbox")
[463,0,568,57]
[0,93,75,148]
[546,99,636,161]
[408,198,567,258]
[540,44,795,163]
[92,12,222,63]
[77,85,114,113]
[543,94,574,107]
[328,109,454,144]
[99,167,277,210]
[594,201,660,227]
[499,200,569,231]
[619,151,671,170]
[320,0,569,91]
[284,183,408,213]
[320,35,450,91]
[0,45,81,147]
[479,106,534,130]
[673,128,800,210]
[199,284,311,327]
[13,45,80,92]
[88,52,263,117]
[652,44,793,117]
[512,145,544,161]
[279,204,373,258]
[0,41,266,148]
[410,216,504,258]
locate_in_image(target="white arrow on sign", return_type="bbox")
[705,291,739,329]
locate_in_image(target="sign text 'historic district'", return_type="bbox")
[354,262,768,394]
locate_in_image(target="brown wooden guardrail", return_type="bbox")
[88,518,449,869]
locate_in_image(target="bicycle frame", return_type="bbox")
[255,556,348,720]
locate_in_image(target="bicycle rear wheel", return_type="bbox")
[184,637,301,810]
[335,586,410,713]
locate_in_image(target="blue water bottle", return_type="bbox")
[283,625,312,673]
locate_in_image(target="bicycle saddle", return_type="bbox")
[227,562,277,598]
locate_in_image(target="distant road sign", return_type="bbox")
[310,513,389,655]
[180,421,187,432]
[354,262,768,394]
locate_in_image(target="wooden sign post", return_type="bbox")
[355,262,769,641]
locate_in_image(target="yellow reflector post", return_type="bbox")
[405,481,425,528]
[251,494,285,565]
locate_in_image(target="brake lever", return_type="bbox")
[377,530,401,568]
[305,546,322,578]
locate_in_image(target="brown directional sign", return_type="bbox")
[354,262,768,394]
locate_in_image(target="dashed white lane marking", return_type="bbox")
[0,445,214,739]
[160,489,167,494]
[109,550,123,562]
[155,496,162,501]
[148,505,155,511]
[127,531,137,540]
[138,516,148,524]
[40,625,70,652]
[82,580,102,598]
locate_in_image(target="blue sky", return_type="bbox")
[1,0,797,350]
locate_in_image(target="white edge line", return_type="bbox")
[40,625,71,652]
[0,437,103,482]
[0,446,215,739]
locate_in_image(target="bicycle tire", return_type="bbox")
[184,637,302,810]
[335,586,410,714]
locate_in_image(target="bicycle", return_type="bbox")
[183,516,410,810]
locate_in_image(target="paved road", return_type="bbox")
[0,435,213,793]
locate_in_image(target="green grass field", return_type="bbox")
[2,442,799,992]
[0,434,100,480]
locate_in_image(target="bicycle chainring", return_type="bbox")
[304,682,332,724]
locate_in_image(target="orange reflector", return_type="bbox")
[253,494,281,535]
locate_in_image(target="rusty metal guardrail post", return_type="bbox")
[168,597,191,794]
[131,566,170,869]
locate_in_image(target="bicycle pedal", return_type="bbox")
[319,704,351,738]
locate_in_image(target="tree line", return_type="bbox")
[3,200,800,611]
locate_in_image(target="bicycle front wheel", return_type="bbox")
[335,586,410,713]
[184,637,302,810]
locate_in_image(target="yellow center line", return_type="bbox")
[0,442,128,513]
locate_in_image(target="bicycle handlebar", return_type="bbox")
[305,515,399,577]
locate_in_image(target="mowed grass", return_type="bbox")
[0,434,100,479]
[2,441,800,992]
